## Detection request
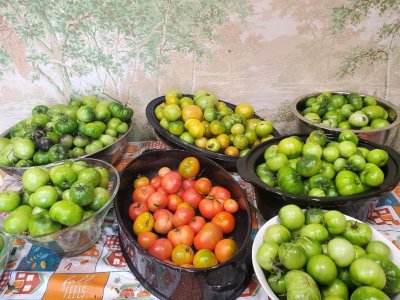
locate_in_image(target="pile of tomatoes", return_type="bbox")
[128,157,240,268]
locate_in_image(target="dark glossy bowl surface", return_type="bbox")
[146,95,280,171]
[292,91,400,146]
[0,119,132,177]
[237,134,400,221]
[115,149,253,300]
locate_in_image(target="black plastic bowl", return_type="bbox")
[115,149,253,300]
[145,95,280,171]
[236,134,400,221]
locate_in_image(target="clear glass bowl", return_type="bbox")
[0,233,12,275]
[0,158,120,257]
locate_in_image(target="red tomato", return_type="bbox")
[182,179,196,190]
[214,239,238,263]
[158,167,171,177]
[162,171,183,194]
[154,214,174,235]
[208,186,231,202]
[223,199,239,213]
[167,194,183,212]
[150,175,162,189]
[132,185,155,203]
[133,176,150,189]
[171,245,195,265]
[178,157,200,179]
[147,192,168,212]
[128,201,149,221]
[181,187,203,209]
[177,202,196,214]
[156,186,168,196]
[189,216,206,234]
[148,238,173,260]
[199,198,224,219]
[193,222,223,251]
[172,207,195,227]
[137,231,158,250]
[211,211,235,234]
[194,177,212,195]
[167,225,195,247]
[153,208,173,221]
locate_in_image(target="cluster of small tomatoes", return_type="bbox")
[128,157,240,268]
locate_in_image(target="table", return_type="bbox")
[0,141,399,300]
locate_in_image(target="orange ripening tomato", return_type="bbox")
[133,176,150,189]
[178,157,200,179]
[214,239,238,263]
[211,211,235,234]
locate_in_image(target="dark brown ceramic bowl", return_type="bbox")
[145,95,280,171]
[237,134,400,221]
[115,149,253,300]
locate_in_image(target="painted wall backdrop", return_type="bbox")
[0,0,399,147]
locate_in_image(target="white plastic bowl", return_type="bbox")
[252,214,400,300]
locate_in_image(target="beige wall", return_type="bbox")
[0,0,399,147]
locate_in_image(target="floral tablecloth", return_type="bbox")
[0,141,399,300]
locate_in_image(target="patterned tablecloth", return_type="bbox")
[0,141,399,300]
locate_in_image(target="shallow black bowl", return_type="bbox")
[237,134,400,221]
[115,149,253,300]
[145,95,280,171]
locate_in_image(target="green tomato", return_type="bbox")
[339,130,359,145]
[76,106,95,123]
[32,104,49,116]
[22,167,50,192]
[308,187,325,197]
[105,128,118,137]
[266,152,288,172]
[30,185,59,209]
[353,245,366,259]
[323,146,340,163]
[349,111,369,128]
[306,130,327,147]
[28,211,62,236]
[163,104,181,121]
[356,147,370,159]
[31,114,50,127]
[94,167,110,189]
[300,223,329,243]
[321,279,349,300]
[296,154,321,177]
[278,204,305,231]
[0,191,21,212]
[81,95,99,108]
[371,118,390,128]
[302,142,323,158]
[360,164,384,187]
[366,149,388,167]
[116,122,129,134]
[306,254,337,285]
[338,121,352,129]
[338,141,357,158]
[324,210,347,235]
[304,112,322,123]
[319,161,336,180]
[70,147,85,158]
[333,157,347,172]
[81,122,103,139]
[256,241,279,271]
[49,165,77,189]
[363,96,377,106]
[59,134,74,149]
[77,167,102,187]
[328,237,356,267]
[62,189,71,201]
[364,253,400,294]
[49,200,84,226]
[277,166,304,195]
[264,145,279,160]
[350,258,386,289]
[278,243,307,270]
[362,105,387,121]
[294,236,322,259]
[335,170,364,196]
[285,270,321,300]
[350,286,390,300]
[263,224,291,245]
[11,138,35,160]
[69,181,95,206]
[305,208,324,224]
[365,241,390,257]
[99,134,116,147]
[88,187,110,211]
[48,144,69,163]
[347,154,367,172]
[3,209,31,234]
[85,140,103,154]
[330,94,347,108]
[107,117,122,129]
[94,101,111,121]
[267,272,286,296]
[68,99,82,108]
[342,220,372,247]
[309,173,331,191]
[277,136,304,158]
[347,93,363,110]
[73,135,90,148]
[55,116,78,134]
[340,104,355,119]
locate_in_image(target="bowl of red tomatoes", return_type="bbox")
[114,149,253,300]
